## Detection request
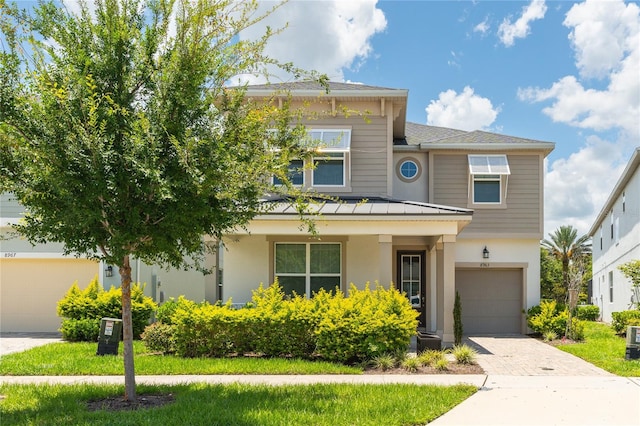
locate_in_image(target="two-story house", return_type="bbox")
[219,82,554,344]
[0,82,554,343]
[589,148,640,322]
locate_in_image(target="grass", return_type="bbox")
[0,341,359,376]
[557,321,640,376]
[0,382,477,425]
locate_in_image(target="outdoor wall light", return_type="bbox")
[105,265,113,277]
[482,246,490,259]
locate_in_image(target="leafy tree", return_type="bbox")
[0,0,324,401]
[619,260,640,310]
[541,225,591,309]
[540,247,563,302]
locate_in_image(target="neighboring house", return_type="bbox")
[0,82,555,343]
[589,148,640,323]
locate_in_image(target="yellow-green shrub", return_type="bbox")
[149,281,418,363]
[314,283,418,363]
[57,276,157,341]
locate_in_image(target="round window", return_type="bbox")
[399,160,419,180]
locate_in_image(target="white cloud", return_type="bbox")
[518,0,639,138]
[474,18,490,35]
[238,0,387,82]
[425,86,499,131]
[544,136,628,236]
[498,0,547,47]
[519,0,640,236]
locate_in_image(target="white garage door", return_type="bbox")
[0,258,99,332]
[456,268,523,334]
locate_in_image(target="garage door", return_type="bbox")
[456,268,522,334]
[0,258,99,332]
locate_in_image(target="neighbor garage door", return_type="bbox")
[456,268,523,334]
[0,258,99,332]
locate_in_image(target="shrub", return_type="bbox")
[568,318,585,341]
[527,300,568,336]
[140,322,176,354]
[57,276,157,341]
[574,305,599,321]
[453,291,462,346]
[543,331,558,342]
[59,318,100,342]
[163,281,417,363]
[372,354,397,371]
[433,357,449,371]
[452,344,477,364]
[611,310,640,335]
[401,357,420,372]
[314,283,418,363]
[417,350,445,367]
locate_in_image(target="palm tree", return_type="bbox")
[541,225,592,308]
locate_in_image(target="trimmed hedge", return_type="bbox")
[574,305,599,321]
[57,276,157,341]
[611,310,640,335]
[143,282,419,363]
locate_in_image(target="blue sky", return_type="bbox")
[242,0,639,236]
[13,0,640,236]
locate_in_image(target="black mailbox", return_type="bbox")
[97,317,122,356]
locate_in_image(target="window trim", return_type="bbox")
[396,157,422,183]
[467,155,510,208]
[271,127,352,191]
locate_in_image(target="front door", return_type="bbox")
[397,251,426,328]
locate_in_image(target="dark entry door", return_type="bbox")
[397,251,426,328]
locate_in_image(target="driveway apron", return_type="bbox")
[432,334,640,426]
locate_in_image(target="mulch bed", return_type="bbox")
[86,393,175,412]
[364,362,484,375]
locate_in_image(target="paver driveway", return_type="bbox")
[464,334,612,376]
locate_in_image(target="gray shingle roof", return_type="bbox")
[404,122,555,152]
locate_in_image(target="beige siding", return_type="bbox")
[302,115,389,196]
[432,153,542,235]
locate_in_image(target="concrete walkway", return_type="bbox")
[1,333,639,425]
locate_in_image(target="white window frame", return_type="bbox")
[274,242,342,297]
[467,155,510,208]
[271,128,352,190]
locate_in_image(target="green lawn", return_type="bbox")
[557,321,640,376]
[0,341,359,375]
[0,382,476,426]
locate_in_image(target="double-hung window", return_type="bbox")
[275,242,341,297]
[273,129,351,189]
[311,129,351,187]
[468,155,510,207]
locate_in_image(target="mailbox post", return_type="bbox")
[97,317,122,356]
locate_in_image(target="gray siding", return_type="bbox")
[432,153,542,235]
[0,193,24,218]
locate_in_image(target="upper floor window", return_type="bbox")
[273,128,351,190]
[396,158,421,182]
[468,155,510,207]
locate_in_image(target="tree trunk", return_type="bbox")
[119,255,136,402]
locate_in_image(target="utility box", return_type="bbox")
[625,326,640,360]
[417,331,442,352]
[97,317,122,356]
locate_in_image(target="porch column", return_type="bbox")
[378,234,393,288]
[436,235,456,346]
